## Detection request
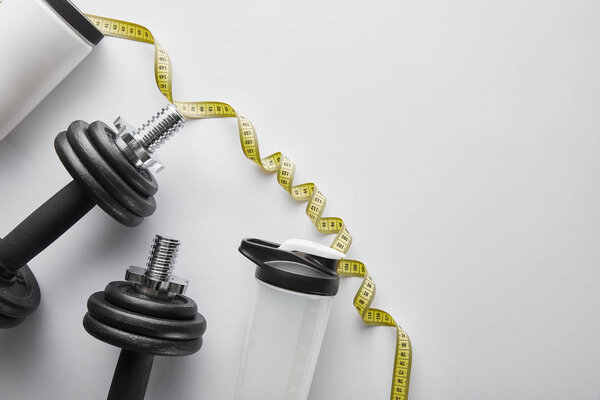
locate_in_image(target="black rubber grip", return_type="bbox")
[108,350,154,400]
[0,181,95,273]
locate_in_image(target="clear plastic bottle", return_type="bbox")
[0,0,103,140]
[236,238,344,400]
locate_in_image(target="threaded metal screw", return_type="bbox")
[145,235,181,281]
[134,103,185,153]
[114,103,186,172]
[125,234,188,296]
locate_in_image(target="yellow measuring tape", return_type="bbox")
[86,14,412,400]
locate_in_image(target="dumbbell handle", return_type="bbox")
[0,180,95,273]
[108,350,154,400]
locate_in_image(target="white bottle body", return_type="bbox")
[235,280,333,400]
[0,0,93,140]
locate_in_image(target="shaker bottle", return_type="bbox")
[236,238,345,400]
[0,0,103,140]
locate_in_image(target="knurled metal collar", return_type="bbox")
[125,265,189,297]
[113,117,164,172]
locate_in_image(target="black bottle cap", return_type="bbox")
[239,238,340,296]
[44,0,104,45]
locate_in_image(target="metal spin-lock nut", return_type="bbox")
[125,235,189,297]
[114,103,185,173]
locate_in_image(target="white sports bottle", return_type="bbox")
[0,0,103,140]
[236,238,345,400]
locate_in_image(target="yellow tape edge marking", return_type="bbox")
[86,14,412,400]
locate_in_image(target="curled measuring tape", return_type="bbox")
[86,14,412,400]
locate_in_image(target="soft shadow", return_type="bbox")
[0,312,45,372]
[148,356,203,398]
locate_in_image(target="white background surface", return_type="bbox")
[0,0,599,399]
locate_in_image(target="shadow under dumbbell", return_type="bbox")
[0,312,44,372]
[149,356,202,397]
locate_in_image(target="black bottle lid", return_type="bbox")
[239,238,343,296]
[44,0,104,45]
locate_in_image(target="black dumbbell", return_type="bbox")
[0,105,185,328]
[83,235,206,400]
